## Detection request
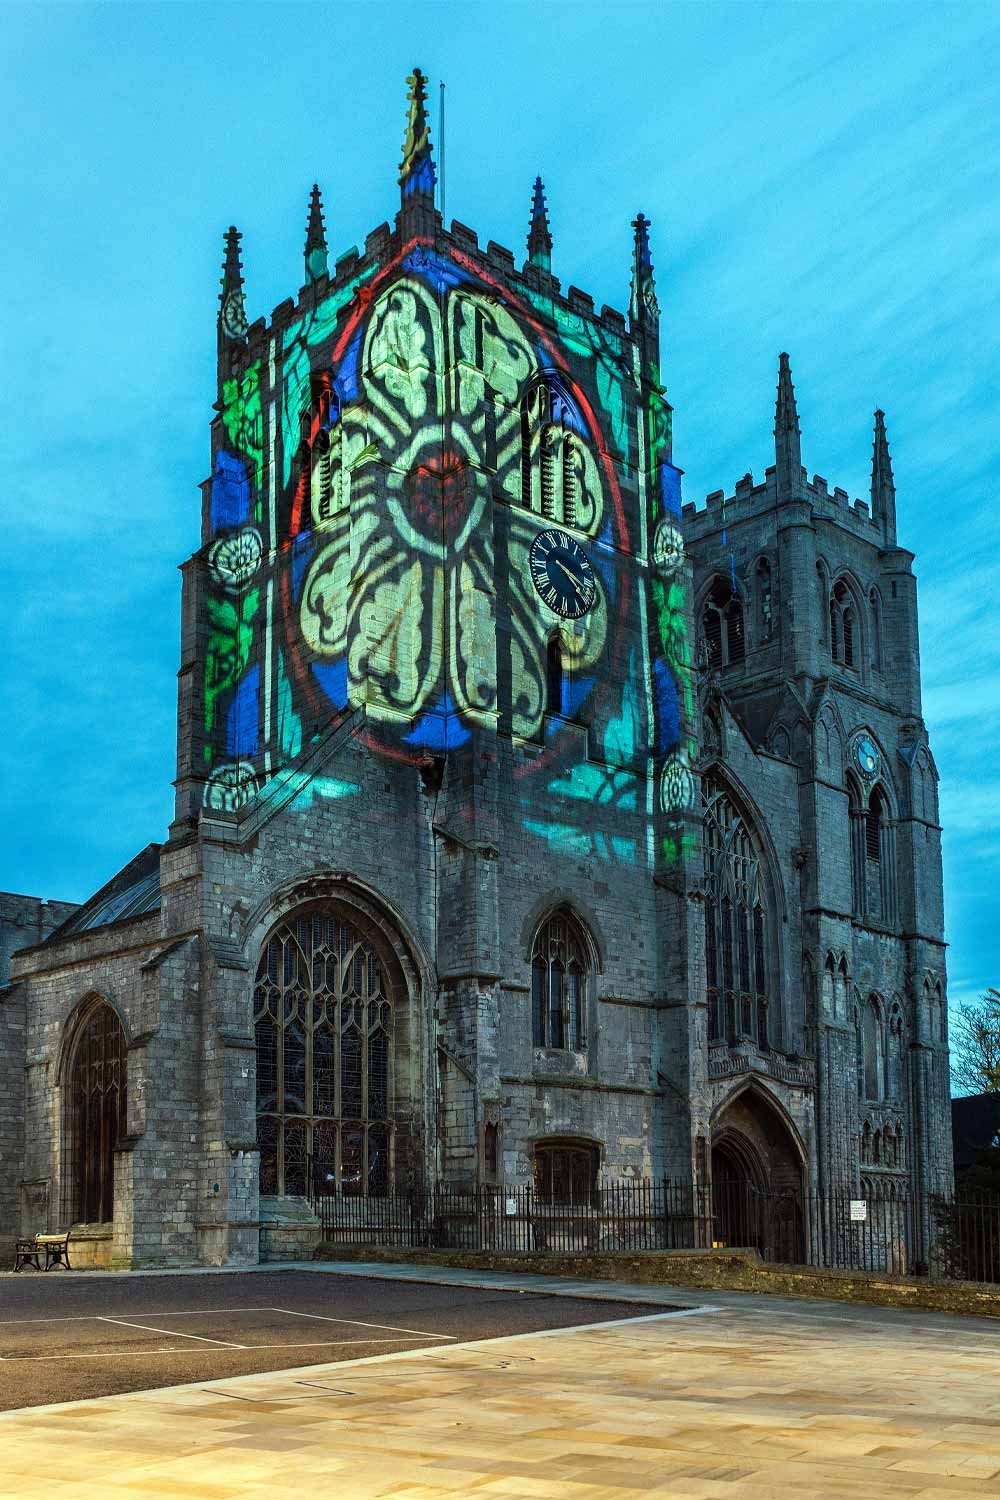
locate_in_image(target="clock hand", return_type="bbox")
[550,557,584,592]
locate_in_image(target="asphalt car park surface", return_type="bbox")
[0,1269,676,1409]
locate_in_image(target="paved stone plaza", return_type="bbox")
[0,1268,996,1499]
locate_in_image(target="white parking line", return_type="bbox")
[270,1308,455,1340]
[0,1337,442,1364]
[96,1317,248,1348]
[0,1308,278,1327]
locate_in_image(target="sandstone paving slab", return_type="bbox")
[0,1302,998,1499]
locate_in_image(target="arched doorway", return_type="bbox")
[66,1000,128,1224]
[711,1085,805,1263]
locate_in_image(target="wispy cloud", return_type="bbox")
[1,2,996,1016]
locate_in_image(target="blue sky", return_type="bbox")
[1,1,997,1025]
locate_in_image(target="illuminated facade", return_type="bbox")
[2,72,952,1267]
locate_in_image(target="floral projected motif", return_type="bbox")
[277,245,620,756]
[205,760,258,812]
[201,218,694,873]
[208,527,262,593]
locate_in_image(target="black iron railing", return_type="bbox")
[305,1167,1000,1284]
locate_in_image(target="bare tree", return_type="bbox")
[950,988,1000,1096]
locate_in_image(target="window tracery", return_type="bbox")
[703,778,773,1046]
[519,375,598,529]
[531,909,591,1051]
[849,778,896,926]
[702,578,745,669]
[830,580,856,668]
[66,1000,127,1225]
[254,906,394,1197]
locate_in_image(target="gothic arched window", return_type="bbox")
[863,996,886,1102]
[816,561,830,645]
[887,1002,905,1098]
[756,558,773,640]
[869,588,882,670]
[67,1000,127,1225]
[531,909,591,1051]
[254,905,398,1198]
[301,375,347,526]
[703,778,773,1046]
[702,579,745,669]
[847,775,865,918]
[830,580,857,668]
[822,953,836,1020]
[863,784,896,925]
[519,375,595,528]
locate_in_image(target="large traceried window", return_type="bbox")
[66,1000,128,1225]
[704,779,773,1047]
[531,909,591,1051]
[254,907,394,1198]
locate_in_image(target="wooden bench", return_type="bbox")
[13,1232,72,1271]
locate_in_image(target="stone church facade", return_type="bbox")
[1,72,952,1268]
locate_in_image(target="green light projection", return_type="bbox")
[202,230,695,874]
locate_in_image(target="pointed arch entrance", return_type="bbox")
[711,1083,805,1263]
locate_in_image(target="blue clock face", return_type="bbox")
[529,530,598,619]
[855,735,880,777]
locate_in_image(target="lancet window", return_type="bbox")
[703,779,773,1047]
[531,909,591,1051]
[66,1000,128,1225]
[830,580,856,668]
[303,378,348,525]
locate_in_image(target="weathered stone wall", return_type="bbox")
[0,892,79,988]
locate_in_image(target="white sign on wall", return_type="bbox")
[849,1199,867,1222]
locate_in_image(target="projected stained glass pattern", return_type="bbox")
[200,216,694,873]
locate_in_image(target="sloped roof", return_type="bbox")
[47,843,162,940]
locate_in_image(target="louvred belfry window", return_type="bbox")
[703,778,773,1047]
[254,908,393,1197]
[702,578,745,668]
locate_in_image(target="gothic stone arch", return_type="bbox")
[246,875,432,1199]
[710,1080,806,1262]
